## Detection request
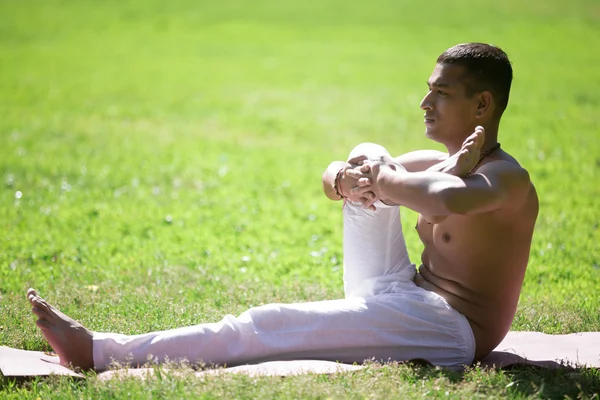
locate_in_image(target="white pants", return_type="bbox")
[93,143,476,371]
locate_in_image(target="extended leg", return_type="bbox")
[28,286,473,372]
[92,295,472,370]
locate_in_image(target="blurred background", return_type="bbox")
[0,0,598,334]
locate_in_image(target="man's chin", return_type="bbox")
[424,128,443,143]
[424,127,435,139]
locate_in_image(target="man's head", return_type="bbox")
[420,43,513,143]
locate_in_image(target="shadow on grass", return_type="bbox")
[1,371,87,391]
[402,360,600,399]
[501,365,600,399]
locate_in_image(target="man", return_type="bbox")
[27,43,538,371]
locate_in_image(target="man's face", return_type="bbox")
[420,63,479,143]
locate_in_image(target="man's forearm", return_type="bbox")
[377,169,466,215]
[322,161,348,201]
[393,150,448,173]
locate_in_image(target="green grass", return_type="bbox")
[1,0,599,397]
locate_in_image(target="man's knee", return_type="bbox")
[347,142,391,163]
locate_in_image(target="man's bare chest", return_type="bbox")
[416,214,490,249]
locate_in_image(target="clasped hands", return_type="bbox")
[337,154,399,210]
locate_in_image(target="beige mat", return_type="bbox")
[97,360,364,381]
[0,346,83,379]
[1,332,598,380]
[480,331,599,369]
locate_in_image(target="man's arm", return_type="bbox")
[350,160,531,216]
[393,150,448,172]
[322,149,448,203]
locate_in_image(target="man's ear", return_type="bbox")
[475,90,494,119]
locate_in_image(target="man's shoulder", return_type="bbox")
[477,157,531,185]
[476,158,537,213]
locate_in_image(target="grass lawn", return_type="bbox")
[1,0,599,397]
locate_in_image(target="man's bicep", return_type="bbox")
[393,150,448,172]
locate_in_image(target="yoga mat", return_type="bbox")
[2,332,599,380]
[480,331,600,369]
[0,346,83,379]
[98,359,364,380]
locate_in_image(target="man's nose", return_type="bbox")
[420,92,433,111]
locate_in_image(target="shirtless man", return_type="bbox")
[26,43,538,371]
[324,42,539,360]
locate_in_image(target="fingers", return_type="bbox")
[345,169,365,179]
[346,163,372,178]
[352,190,377,210]
[357,177,371,187]
[345,182,378,209]
[347,155,368,166]
[360,193,378,211]
[350,185,372,196]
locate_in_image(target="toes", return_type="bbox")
[36,318,51,331]
[30,295,51,312]
[463,135,479,150]
[26,291,52,312]
[27,288,38,303]
[474,126,485,143]
[32,306,49,318]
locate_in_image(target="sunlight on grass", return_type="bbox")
[1,0,599,397]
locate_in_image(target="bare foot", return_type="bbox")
[430,126,485,177]
[27,288,95,371]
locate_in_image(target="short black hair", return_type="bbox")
[437,43,513,118]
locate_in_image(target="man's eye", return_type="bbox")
[438,90,447,96]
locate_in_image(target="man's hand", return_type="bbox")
[345,154,400,210]
[338,155,379,210]
[349,157,448,222]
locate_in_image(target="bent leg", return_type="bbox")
[343,143,413,298]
